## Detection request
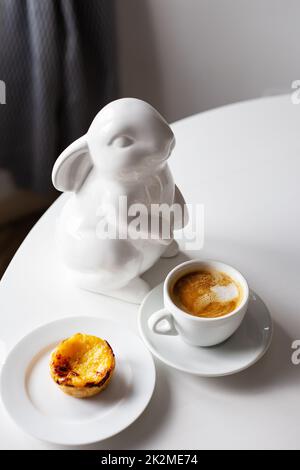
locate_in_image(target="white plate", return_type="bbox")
[138,283,273,377]
[0,316,155,446]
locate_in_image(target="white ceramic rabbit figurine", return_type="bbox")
[52,98,187,303]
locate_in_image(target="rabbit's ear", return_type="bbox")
[52,135,92,192]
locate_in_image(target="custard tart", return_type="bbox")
[50,333,115,398]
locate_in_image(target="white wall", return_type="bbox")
[116,0,300,121]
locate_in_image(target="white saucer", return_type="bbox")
[1,316,155,446]
[138,283,273,377]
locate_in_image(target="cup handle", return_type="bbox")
[148,309,178,336]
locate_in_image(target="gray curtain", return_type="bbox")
[0,0,117,192]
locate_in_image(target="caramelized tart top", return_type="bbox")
[50,333,115,388]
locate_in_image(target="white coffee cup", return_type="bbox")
[148,260,249,347]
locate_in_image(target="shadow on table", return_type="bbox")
[173,237,300,393]
[51,242,299,448]
[52,320,295,450]
[202,320,298,394]
[142,250,191,289]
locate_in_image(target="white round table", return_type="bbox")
[1,95,299,450]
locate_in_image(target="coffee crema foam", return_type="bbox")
[172,270,243,318]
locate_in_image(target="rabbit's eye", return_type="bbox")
[110,135,134,148]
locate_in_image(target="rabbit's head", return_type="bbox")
[52,98,175,192]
